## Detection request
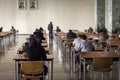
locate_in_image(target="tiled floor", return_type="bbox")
[0,35,120,80]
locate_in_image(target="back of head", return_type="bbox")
[39,27,43,31]
[12,26,14,28]
[69,30,72,32]
[81,35,87,40]
[77,34,82,38]
[50,21,52,24]
[29,34,34,39]
[57,26,59,28]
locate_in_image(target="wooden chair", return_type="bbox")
[89,57,113,80]
[20,61,44,80]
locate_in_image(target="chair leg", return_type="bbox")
[101,72,103,80]
[110,71,113,80]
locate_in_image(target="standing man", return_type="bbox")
[48,21,53,39]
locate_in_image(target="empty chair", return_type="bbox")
[20,61,44,80]
[89,57,113,80]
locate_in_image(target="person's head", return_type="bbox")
[39,27,43,31]
[69,29,72,32]
[11,26,14,29]
[89,27,92,29]
[35,28,39,32]
[80,35,87,40]
[57,26,59,29]
[77,34,82,38]
[29,34,34,39]
[50,22,52,24]
[20,2,24,6]
[31,2,35,6]
[102,31,107,34]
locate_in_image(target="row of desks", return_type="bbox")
[0,31,13,37]
[13,33,54,80]
[13,54,54,80]
[54,30,120,80]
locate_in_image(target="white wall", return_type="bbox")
[0,0,95,34]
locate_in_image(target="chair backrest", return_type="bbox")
[92,57,113,70]
[20,61,44,75]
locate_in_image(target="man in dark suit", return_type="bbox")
[48,22,53,39]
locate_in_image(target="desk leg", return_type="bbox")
[80,57,86,80]
[83,59,86,80]
[51,60,53,80]
[70,51,73,70]
[79,56,81,79]
[15,61,19,80]
[14,61,17,80]
[73,54,76,73]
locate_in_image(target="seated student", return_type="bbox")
[78,35,94,52]
[101,26,107,33]
[113,27,120,34]
[72,35,82,52]
[33,30,45,43]
[99,31,109,40]
[0,27,3,32]
[22,38,47,80]
[88,27,93,33]
[56,26,61,32]
[66,29,77,38]
[99,31,109,48]
[76,35,94,71]
[73,34,94,58]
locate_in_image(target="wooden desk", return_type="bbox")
[42,40,47,43]
[13,54,54,80]
[41,43,48,47]
[61,38,74,42]
[106,39,120,46]
[17,47,49,54]
[77,31,100,39]
[0,31,12,36]
[79,51,120,80]
[105,39,120,51]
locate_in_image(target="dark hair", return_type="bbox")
[39,27,44,31]
[77,34,82,37]
[81,35,87,40]
[50,22,52,24]
[69,30,72,32]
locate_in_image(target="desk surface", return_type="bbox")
[41,43,48,47]
[0,31,13,36]
[80,51,120,59]
[13,54,54,61]
[61,38,74,42]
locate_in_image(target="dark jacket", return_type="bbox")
[26,45,47,61]
[48,23,53,33]
[66,31,76,38]
[22,41,47,61]
[56,28,61,32]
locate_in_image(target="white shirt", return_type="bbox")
[78,40,94,52]
[73,37,81,51]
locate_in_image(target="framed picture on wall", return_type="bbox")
[18,0,26,10]
[30,0,38,10]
